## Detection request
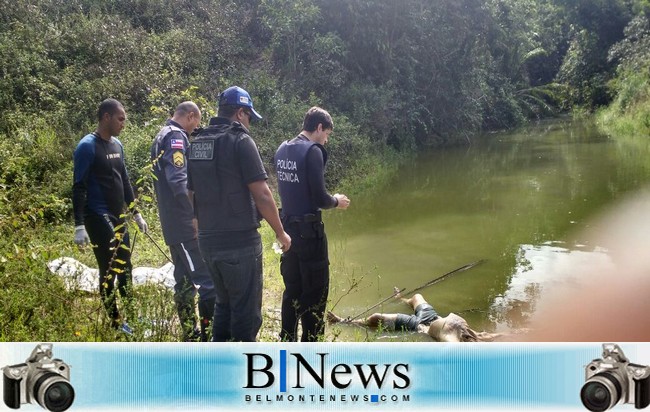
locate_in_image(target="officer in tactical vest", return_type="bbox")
[274,106,350,342]
[187,86,291,342]
[151,101,217,342]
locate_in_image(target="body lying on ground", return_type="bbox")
[327,289,500,342]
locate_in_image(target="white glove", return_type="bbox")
[134,213,149,234]
[74,225,90,247]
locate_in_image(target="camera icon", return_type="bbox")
[2,343,74,411]
[581,343,650,411]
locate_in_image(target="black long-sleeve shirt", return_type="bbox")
[303,137,338,210]
[72,133,136,225]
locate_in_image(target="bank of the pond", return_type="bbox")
[10,112,649,343]
[595,71,650,139]
[320,116,650,343]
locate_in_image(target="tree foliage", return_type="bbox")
[1,0,643,145]
[0,0,646,240]
[2,0,650,341]
[597,11,650,138]
[1,0,647,227]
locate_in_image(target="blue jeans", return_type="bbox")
[200,240,263,342]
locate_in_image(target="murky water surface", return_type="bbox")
[326,119,650,339]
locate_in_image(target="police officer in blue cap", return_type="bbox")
[187,86,291,342]
[274,106,350,342]
[151,101,217,342]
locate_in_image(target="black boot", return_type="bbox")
[198,298,215,342]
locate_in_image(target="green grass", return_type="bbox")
[596,71,650,138]
[0,157,403,342]
[0,220,377,342]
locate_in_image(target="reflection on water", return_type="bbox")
[326,118,650,339]
[489,242,613,332]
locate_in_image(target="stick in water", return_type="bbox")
[348,259,486,321]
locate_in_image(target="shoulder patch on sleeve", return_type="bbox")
[170,138,185,150]
[173,150,185,168]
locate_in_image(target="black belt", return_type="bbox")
[283,211,322,224]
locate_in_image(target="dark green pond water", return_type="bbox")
[325,118,650,340]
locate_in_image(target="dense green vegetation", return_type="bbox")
[597,11,650,137]
[1,0,650,341]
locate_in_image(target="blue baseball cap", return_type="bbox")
[218,86,263,120]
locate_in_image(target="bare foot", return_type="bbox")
[393,286,403,299]
[327,311,344,324]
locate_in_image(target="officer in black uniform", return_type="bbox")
[187,86,291,342]
[274,106,350,342]
[72,98,148,335]
[151,101,217,342]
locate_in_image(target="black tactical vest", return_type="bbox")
[187,122,260,233]
[275,138,326,216]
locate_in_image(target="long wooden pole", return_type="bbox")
[348,259,486,320]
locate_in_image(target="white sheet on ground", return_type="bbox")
[47,257,176,292]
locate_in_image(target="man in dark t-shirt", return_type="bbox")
[72,98,148,335]
[187,86,290,342]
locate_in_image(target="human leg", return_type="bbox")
[279,247,301,341]
[181,239,217,342]
[200,244,231,342]
[403,293,428,310]
[364,313,398,329]
[170,243,199,341]
[85,213,122,325]
[297,234,329,342]
[326,312,398,330]
[211,276,232,342]
[207,242,263,342]
[221,242,263,342]
[113,226,133,320]
[394,293,440,332]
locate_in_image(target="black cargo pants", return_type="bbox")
[279,217,329,342]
